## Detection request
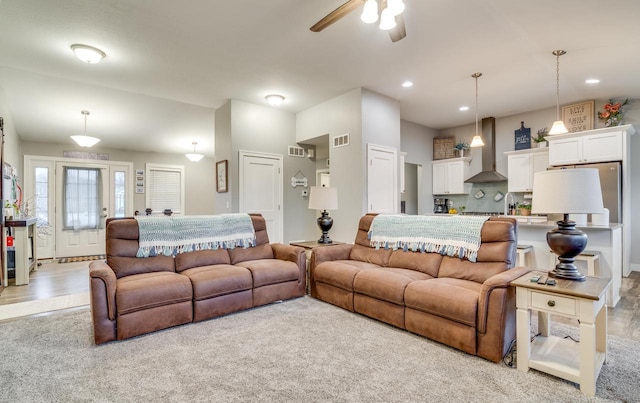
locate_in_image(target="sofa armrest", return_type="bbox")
[310,243,353,269]
[477,266,531,334]
[272,243,305,265]
[89,260,118,321]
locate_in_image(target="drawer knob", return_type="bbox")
[547,300,556,307]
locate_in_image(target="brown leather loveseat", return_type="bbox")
[89,214,306,344]
[310,214,530,362]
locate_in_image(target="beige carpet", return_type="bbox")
[0,296,637,402]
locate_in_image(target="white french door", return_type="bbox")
[239,151,283,243]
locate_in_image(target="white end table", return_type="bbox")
[511,271,611,396]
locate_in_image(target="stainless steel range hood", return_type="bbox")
[464,117,507,183]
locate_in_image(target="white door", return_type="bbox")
[239,151,283,243]
[55,161,109,257]
[24,159,56,259]
[316,169,330,187]
[367,144,398,213]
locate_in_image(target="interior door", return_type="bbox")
[367,144,398,213]
[55,161,109,257]
[24,158,55,259]
[239,151,283,243]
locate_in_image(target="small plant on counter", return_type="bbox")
[598,99,629,127]
[518,201,531,216]
[454,140,470,151]
[533,128,548,144]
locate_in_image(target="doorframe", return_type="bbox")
[238,150,284,243]
[366,143,398,213]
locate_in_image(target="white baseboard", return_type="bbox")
[629,263,640,273]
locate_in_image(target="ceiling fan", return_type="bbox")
[310,0,407,43]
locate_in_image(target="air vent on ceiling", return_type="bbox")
[288,145,305,157]
[333,133,350,148]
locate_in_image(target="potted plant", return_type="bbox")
[453,140,470,157]
[518,201,531,216]
[533,128,548,148]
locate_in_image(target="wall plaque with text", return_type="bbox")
[562,100,594,133]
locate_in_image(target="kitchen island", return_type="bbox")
[516,220,622,307]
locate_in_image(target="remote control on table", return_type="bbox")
[530,275,541,282]
[537,276,547,284]
[546,278,556,286]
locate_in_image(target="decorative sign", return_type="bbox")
[514,121,531,150]
[63,151,109,160]
[290,177,308,188]
[562,100,594,133]
[433,137,456,160]
[135,169,144,194]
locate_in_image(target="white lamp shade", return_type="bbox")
[361,0,379,23]
[308,186,338,211]
[548,120,569,135]
[70,135,101,147]
[531,169,604,215]
[470,135,484,147]
[386,0,405,16]
[185,153,204,162]
[378,7,396,30]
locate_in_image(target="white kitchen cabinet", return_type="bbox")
[505,149,549,192]
[432,157,471,195]
[548,130,622,165]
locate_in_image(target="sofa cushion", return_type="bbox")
[388,250,443,277]
[228,243,274,265]
[354,268,431,304]
[404,278,479,327]
[236,259,300,287]
[116,271,192,315]
[174,249,231,273]
[437,256,508,284]
[349,244,392,267]
[108,255,175,279]
[314,260,380,291]
[181,264,253,300]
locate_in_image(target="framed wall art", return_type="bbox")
[562,100,594,133]
[216,160,228,193]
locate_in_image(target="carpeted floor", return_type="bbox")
[0,296,637,402]
[57,255,105,264]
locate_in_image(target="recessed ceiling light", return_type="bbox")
[71,44,106,64]
[265,94,285,106]
[585,78,600,84]
[402,81,414,88]
[459,106,469,111]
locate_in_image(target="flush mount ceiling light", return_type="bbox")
[70,110,101,147]
[459,106,469,111]
[401,81,414,88]
[185,141,204,162]
[71,44,106,64]
[585,78,600,84]
[548,50,569,135]
[265,94,285,107]
[470,73,485,147]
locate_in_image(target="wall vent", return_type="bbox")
[333,133,350,148]
[288,145,305,157]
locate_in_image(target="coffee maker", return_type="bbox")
[434,198,449,214]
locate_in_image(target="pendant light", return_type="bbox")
[361,0,379,23]
[470,73,485,147]
[548,50,569,135]
[70,110,100,147]
[185,141,204,162]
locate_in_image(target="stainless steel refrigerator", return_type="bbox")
[550,162,622,223]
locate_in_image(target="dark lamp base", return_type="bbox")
[316,210,334,244]
[547,217,588,282]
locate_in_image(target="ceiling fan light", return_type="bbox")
[379,7,396,30]
[361,0,379,24]
[549,120,569,135]
[386,0,405,16]
[71,44,106,64]
[470,135,485,148]
[265,94,285,107]
[71,135,101,147]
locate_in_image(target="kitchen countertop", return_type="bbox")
[517,220,622,230]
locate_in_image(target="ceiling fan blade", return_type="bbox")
[310,0,365,32]
[388,13,407,42]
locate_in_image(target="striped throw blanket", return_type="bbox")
[368,214,490,262]
[135,214,256,258]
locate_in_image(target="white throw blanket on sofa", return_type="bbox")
[135,214,256,257]
[368,214,489,262]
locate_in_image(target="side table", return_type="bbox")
[290,240,345,294]
[511,270,611,396]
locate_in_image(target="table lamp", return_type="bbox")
[531,168,604,281]
[308,186,338,244]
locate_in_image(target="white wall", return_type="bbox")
[400,120,438,214]
[0,86,21,173]
[214,101,233,214]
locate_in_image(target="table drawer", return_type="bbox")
[530,291,576,316]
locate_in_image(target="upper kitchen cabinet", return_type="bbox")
[505,148,549,192]
[432,157,471,195]
[548,127,629,165]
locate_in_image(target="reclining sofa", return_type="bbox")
[310,213,530,362]
[89,214,306,344]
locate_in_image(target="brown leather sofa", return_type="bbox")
[89,214,306,344]
[310,214,530,362]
